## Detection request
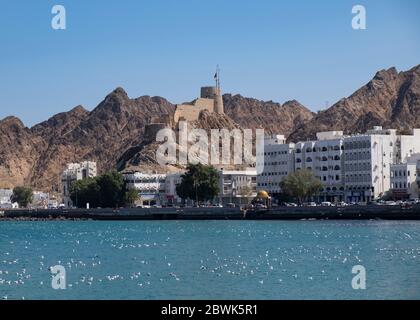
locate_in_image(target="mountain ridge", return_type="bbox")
[1,64,419,190]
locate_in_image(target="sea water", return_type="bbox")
[0,220,419,299]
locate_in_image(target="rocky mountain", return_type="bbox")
[1,64,419,191]
[117,110,242,173]
[0,88,175,190]
[0,117,44,189]
[289,65,420,141]
[224,94,314,136]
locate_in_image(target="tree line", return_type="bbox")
[69,170,138,208]
[8,166,325,209]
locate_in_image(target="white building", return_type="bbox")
[390,153,420,200]
[61,161,97,207]
[256,127,420,203]
[295,131,345,202]
[343,127,420,202]
[390,163,418,200]
[123,172,166,206]
[218,169,257,205]
[343,127,398,202]
[256,135,295,197]
[0,189,13,209]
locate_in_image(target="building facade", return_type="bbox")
[390,163,418,200]
[217,169,257,206]
[295,131,345,202]
[256,135,295,197]
[123,172,166,206]
[255,127,420,204]
[61,161,97,207]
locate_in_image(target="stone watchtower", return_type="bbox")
[200,86,224,114]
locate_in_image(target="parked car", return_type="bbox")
[321,202,334,207]
[385,201,398,206]
[226,203,236,208]
[336,201,349,207]
[408,199,419,205]
[285,202,298,207]
[304,202,317,207]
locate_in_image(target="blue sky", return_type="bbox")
[0,0,419,127]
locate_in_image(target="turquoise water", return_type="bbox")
[0,220,419,300]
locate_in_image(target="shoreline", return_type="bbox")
[1,204,420,221]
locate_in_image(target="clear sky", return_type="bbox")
[0,0,419,127]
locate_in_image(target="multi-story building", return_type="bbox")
[217,169,257,205]
[343,127,420,202]
[256,127,420,204]
[123,172,166,206]
[61,161,97,207]
[390,153,420,200]
[390,163,418,200]
[343,127,399,203]
[295,131,345,202]
[256,135,295,197]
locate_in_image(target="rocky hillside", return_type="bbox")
[1,64,419,190]
[224,94,314,136]
[289,65,420,141]
[0,88,175,190]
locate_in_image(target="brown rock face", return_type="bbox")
[1,64,419,190]
[0,117,44,189]
[0,88,175,190]
[117,110,241,173]
[223,94,314,136]
[288,65,420,141]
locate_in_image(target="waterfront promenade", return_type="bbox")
[2,204,420,221]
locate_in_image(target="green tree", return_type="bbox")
[70,178,100,208]
[176,163,220,204]
[124,188,140,207]
[11,186,33,208]
[96,170,125,208]
[280,169,322,204]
